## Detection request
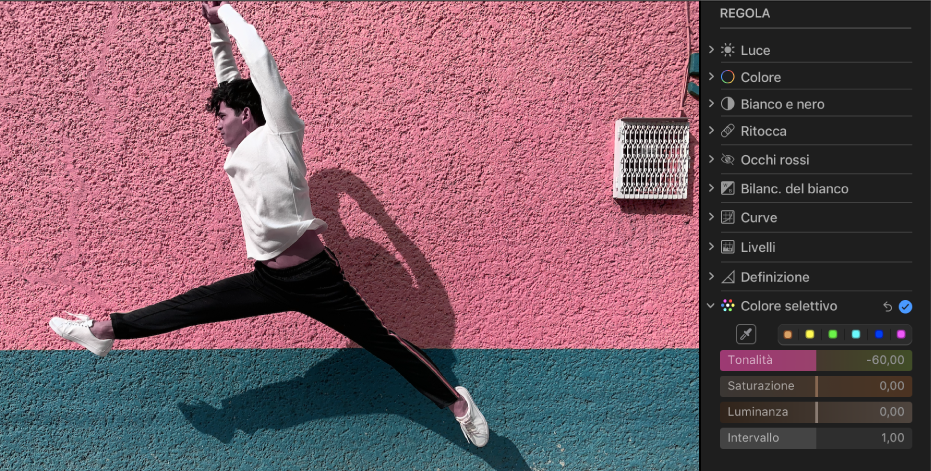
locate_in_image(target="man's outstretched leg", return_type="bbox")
[49,271,285,357]
[257,248,490,447]
[49,249,490,447]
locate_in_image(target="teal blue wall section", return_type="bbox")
[1,349,698,470]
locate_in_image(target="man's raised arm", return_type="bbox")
[214,3,304,135]
[209,24,241,84]
[203,1,240,83]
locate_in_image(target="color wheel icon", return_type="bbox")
[721,70,735,84]
[721,299,735,312]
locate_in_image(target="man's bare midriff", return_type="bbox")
[261,230,325,269]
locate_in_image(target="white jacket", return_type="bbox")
[210,4,327,260]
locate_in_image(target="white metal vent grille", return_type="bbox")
[613,118,690,199]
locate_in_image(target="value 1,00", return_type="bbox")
[882,432,905,444]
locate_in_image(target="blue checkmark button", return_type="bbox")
[899,300,912,314]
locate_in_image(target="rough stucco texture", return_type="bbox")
[0,2,700,350]
[0,349,699,470]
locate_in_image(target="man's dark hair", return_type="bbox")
[206,78,266,126]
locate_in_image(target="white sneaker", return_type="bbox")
[49,312,114,358]
[455,386,489,447]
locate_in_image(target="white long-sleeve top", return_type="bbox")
[210,4,327,261]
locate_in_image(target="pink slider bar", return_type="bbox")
[720,350,817,372]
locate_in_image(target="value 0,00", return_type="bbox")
[879,380,906,392]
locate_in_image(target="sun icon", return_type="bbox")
[721,43,735,57]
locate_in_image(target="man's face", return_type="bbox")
[215,102,251,149]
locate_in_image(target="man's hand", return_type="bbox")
[201,1,229,25]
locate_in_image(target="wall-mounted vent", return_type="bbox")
[613,118,690,199]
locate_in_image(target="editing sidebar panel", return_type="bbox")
[701,3,931,468]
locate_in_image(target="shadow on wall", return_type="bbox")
[180,168,530,469]
[308,168,457,351]
[614,131,698,216]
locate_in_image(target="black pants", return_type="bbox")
[110,248,460,409]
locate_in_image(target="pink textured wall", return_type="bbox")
[0,2,699,350]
